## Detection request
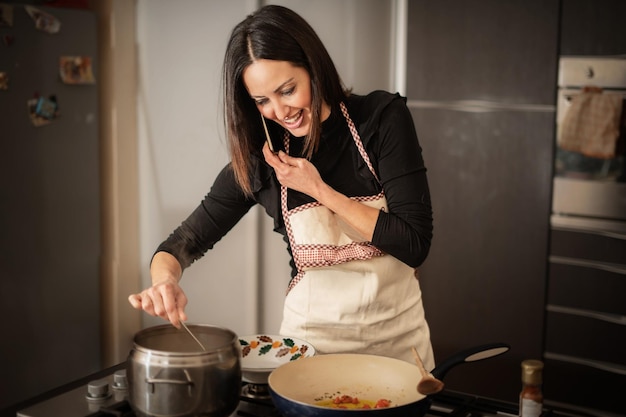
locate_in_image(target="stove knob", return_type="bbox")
[112,370,128,390]
[86,378,112,401]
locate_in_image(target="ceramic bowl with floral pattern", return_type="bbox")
[238,334,316,384]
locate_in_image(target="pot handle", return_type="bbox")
[146,369,194,394]
[431,342,510,381]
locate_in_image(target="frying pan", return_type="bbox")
[268,342,510,417]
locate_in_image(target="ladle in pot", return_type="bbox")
[412,347,444,395]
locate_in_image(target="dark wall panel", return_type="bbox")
[407,0,560,104]
[406,0,559,403]
[560,0,626,55]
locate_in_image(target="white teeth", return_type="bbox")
[285,110,302,123]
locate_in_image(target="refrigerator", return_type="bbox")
[0,3,100,409]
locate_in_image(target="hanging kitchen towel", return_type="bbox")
[558,87,623,159]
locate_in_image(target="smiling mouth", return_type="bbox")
[283,110,304,128]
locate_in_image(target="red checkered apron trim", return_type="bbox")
[288,192,385,216]
[281,102,385,293]
[340,102,380,183]
[293,242,385,268]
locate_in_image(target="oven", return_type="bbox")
[546,56,626,415]
[552,56,626,220]
[7,362,595,417]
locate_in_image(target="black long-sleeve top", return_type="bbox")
[157,90,433,280]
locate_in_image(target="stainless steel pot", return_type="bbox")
[128,324,241,417]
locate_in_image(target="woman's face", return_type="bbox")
[243,59,329,138]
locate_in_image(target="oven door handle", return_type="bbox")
[552,226,626,241]
[550,255,626,275]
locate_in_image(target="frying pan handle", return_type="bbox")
[430,342,510,381]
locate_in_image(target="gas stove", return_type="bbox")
[6,363,587,417]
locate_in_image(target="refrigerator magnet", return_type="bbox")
[59,56,95,84]
[24,5,61,34]
[27,95,59,127]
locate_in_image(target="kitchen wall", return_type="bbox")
[135,0,397,337]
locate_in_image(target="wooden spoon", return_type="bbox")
[412,346,444,395]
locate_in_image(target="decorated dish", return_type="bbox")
[238,334,315,384]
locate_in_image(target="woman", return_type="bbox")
[128,5,434,368]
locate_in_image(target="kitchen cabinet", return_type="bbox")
[406,0,559,404]
[545,218,626,414]
[407,108,556,402]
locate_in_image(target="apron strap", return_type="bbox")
[339,102,380,184]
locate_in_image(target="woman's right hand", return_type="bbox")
[128,252,187,328]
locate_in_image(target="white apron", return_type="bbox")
[279,103,434,369]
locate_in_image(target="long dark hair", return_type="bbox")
[222,5,348,195]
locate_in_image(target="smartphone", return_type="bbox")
[261,115,278,154]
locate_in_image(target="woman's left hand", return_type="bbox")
[263,142,325,199]
[263,142,378,241]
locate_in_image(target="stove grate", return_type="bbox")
[88,400,134,417]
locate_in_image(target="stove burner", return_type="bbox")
[241,383,271,400]
[92,401,134,417]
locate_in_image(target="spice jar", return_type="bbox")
[519,359,544,417]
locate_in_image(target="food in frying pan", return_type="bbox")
[315,394,392,409]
